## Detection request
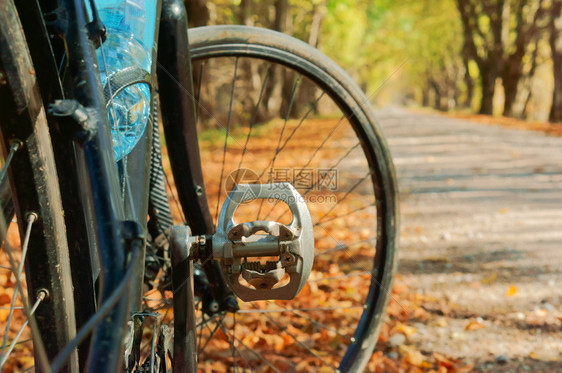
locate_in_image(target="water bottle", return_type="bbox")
[94,0,157,161]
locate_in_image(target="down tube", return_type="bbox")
[157,0,199,369]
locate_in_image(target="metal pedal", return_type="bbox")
[212,183,314,301]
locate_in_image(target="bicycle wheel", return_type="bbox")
[158,25,399,372]
[0,1,79,370]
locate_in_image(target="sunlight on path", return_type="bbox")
[378,106,562,371]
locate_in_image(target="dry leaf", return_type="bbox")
[506,285,517,296]
[465,320,486,330]
[529,351,561,362]
[394,323,417,339]
[398,344,426,367]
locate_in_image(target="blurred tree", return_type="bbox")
[456,0,545,115]
[549,0,562,122]
[185,0,210,27]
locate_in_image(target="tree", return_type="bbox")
[549,0,562,122]
[457,0,545,115]
[185,0,209,27]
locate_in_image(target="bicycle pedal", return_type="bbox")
[213,183,314,301]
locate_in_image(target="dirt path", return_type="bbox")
[377,107,562,371]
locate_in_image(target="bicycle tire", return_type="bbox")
[0,0,79,370]
[0,0,153,370]
[159,25,399,372]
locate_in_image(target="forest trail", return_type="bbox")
[377,106,562,371]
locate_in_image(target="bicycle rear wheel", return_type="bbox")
[160,25,399,372]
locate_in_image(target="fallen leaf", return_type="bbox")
[394,323,417,339]
[433,352,455,369]
[0,293,11,305]
[465,320,486,330]
[529,351,560,362]
[398,344,426,367]
[506,285,517,296]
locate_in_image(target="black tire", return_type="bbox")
[0,1,151,370]
[0,0,79,370]
[178,26,398,372]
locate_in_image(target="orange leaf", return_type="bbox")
[529,351,560,362]
[0,293,11,305]
[506,285,517,296]
[465,320,486,330]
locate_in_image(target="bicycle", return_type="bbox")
[0,0,399,371]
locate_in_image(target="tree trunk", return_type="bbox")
[430,79,444,111]
[239,0,253,26]
[479,63,497,115]
[502,61,521,117]
[422,83,431,107]
[274,0,288,32]
[308,2,326,47]
[462,53,474,108]
[185,0,209,28]
[549,0,562,122]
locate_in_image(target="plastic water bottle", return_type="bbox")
[94,0,157,161]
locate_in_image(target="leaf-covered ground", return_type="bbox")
[2,107,562,371]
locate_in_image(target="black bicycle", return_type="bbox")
[0,0,399,371]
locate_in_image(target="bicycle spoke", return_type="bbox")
[299,141,362,200]
[198,313,225,355]
[256,75,301,219]
[261,114,351,221]
[1,213,36,359]
[314,171,371,225]
[224,328,280,373]
[271,302,355,342]
[235,64,271,178]
[0,142,20,183]
[219,323,257,373]
[50,246,141,372]
[314,202,376,227]
[256,91,327,181]
[271,141,363,222]
[253,304,337,369]
[194,62,204,122]
[163,171,186,223]
[214,58,239,222]
[0,338,32,350]
[0,290,47,367]
[0,208,48,371]
[315,236,377,257]
[310,271,371,282]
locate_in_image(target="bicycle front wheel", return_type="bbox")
[177,26,398,372]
